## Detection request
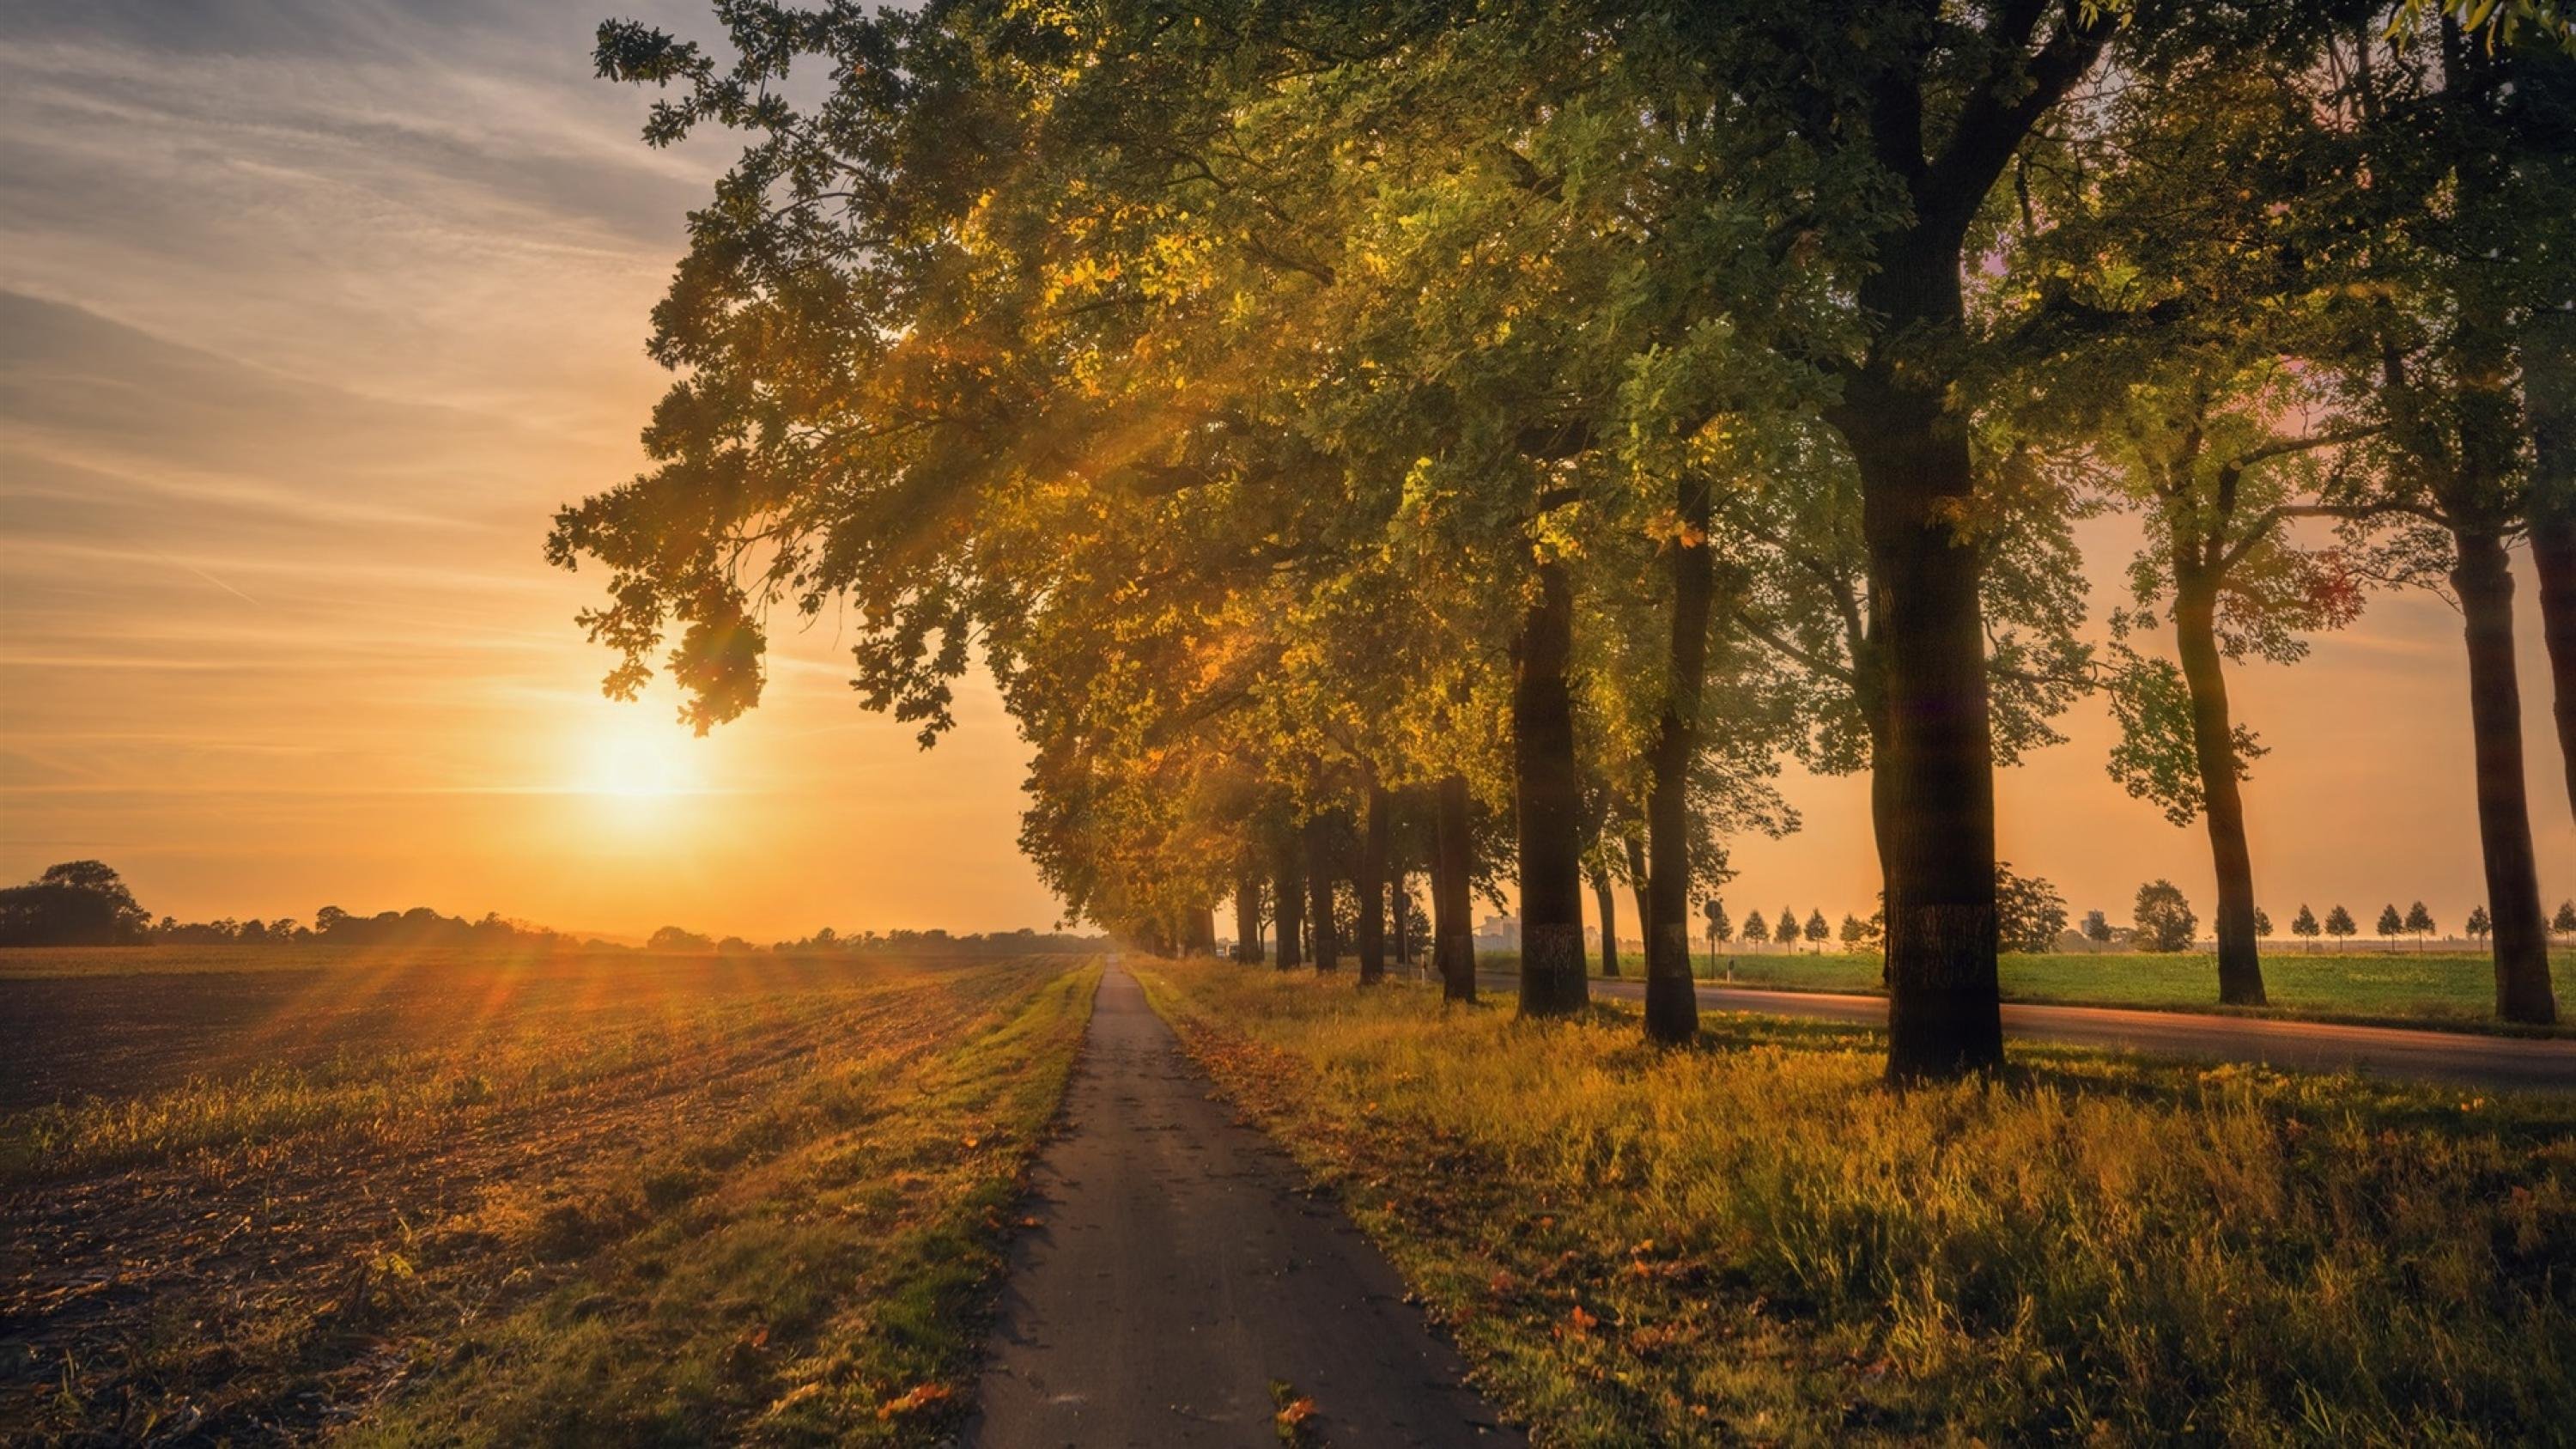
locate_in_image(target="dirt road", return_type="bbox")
[969,966,1518,1446]
[1476,972,2576,1091]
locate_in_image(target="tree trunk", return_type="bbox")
[1304,813,1340,972]
[1183,904,1216,957]
[1273,829,1304,971]
[1829,244,2002,1081]
[1514,557,1588,1017]
[2526,311,2576,825]
[1433,773,1475,1002]
[1358,782,1389,983]
[1644,475,1714,1043]
[1232,867,1262,965]
[1388,861,1409,965]
[1623,833,1651,978]
[2454,531,2561,1024]
[2172,576,2268,1006]
[1589,865,1619,979]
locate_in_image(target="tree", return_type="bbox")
[1779,907,1801,957]
[2292,904,2321,952]
[1747,0,2123,1080]
[1995,863,2069,954]
[2556,900,2576,937]
[2325,904,2359,947]
[2405,901,2436,950]
[2082,910,2114,952]
[2467,905,2493,943]
[1742,910,1771,950]
[2377,904,2405,951]
[647,926,714,953]
[1704,899,1731,949]
[2295,15,2559,1022]
[0,861,151,947]
[1803,910,1830,953]
[2254,906,2273,939]
[2134,880,2197,954]
[1840,913,1878,953]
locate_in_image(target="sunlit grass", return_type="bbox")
[1139,960,2576,1446]
[351,962,1097,1446]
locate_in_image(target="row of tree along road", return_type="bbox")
[550,1,2571,1078]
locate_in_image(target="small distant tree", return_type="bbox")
[2134,880,2197,953]
[2555,900,2576,938]
[647,925,716,953]
[1742,910,1770,950]
[1803,909,1829,953]
[1778,906,1799,956]
[2465,905,2492,944]
[1839,913,1875,952]
[1996,863,2069,954]
[2081,910,2114,952]
[2376,904,2404,952]
[2291,904,2320,953]
[2324,904,2358,947]
[2403,901,2434,951]
[2252,906,2272,939]
[0,861,152,947]
[1704,898,1731,949]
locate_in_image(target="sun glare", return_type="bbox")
[578,712,702,801]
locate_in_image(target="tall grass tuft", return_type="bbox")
[1141,963,2576,1446]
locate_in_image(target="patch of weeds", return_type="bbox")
[640,1162,714,1209]
[1271,1378,1321,1446]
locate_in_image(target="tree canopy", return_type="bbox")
[555,0,2573,1076]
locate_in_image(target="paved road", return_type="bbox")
[1476,972,2576,1092]
[969,966,1519,1447]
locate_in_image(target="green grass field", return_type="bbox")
[2,948,1099,1445]
[1139,960,2576,1446]
[1471,947,2576,1032]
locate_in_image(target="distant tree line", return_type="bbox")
[0,861,1106,956]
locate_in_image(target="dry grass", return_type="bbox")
[1139,961,2576,1446]
[3,951,1097,1445]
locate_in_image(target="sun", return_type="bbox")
[577,711,703,800]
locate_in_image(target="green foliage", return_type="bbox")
[2105,656,2265,827]
[2293,904,2321,940]
[1996,862,2069,953]
[2135,880,2198,953]
[2326,905,2360,941]
[2380,904,2408,941]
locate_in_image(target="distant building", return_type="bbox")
[1474,914,1520,952]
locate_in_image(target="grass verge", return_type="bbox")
[1138,961,2576,1446]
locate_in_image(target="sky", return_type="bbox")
[3,1,2569,944]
